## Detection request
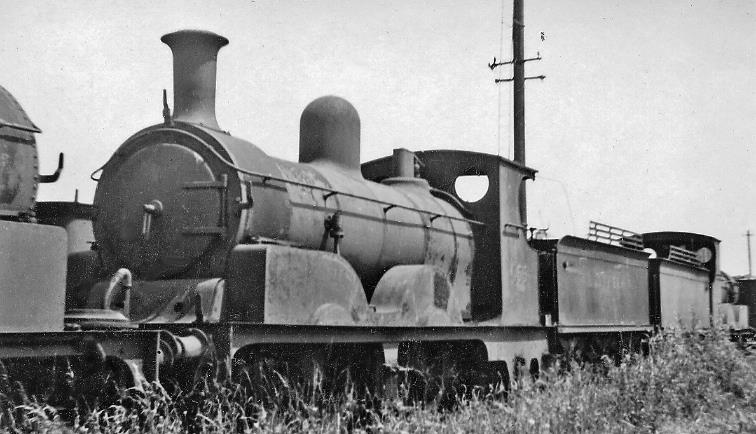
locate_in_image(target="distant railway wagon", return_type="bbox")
[737,279,756,328]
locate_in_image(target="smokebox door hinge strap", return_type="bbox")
[234,180,255,216]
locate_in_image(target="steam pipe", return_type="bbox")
[160,30,229,129]
[102,268,132,317]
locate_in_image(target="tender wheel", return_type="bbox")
[398,342,444,404]
[513,356,527,384]
[486,360,510,399]
[529,358,540,381]
[541,353,557,374]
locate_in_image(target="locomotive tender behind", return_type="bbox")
[0,28,751,396]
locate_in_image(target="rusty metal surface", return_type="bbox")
[374,176,473,318]
[554,236,650,327]
[261,244,367,325]
[369,265,461,326]
[0,221,66,332]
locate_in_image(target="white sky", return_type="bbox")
[2,0,754,274]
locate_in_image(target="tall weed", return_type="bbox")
[1,327,754,433]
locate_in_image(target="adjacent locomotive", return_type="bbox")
[0,86,165,392]
[0,85,66,333]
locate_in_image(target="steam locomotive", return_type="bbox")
[0,29,752,397]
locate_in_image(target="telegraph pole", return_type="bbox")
[747,229,753,277]
[489,0,544,226]
[512,0,527,225]
[512,0,525,167]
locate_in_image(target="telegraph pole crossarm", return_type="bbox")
[495,75,545,83]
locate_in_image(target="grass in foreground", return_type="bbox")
[2,327,756,433]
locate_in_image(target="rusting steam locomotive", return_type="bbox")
[0,29,752,398]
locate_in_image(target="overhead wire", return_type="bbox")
[495,0,515,160]
[536,174,577,234]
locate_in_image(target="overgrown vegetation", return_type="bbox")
[2,327,755,433]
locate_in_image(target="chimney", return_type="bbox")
[161,30,228,129]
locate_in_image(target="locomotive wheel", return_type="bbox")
[102,356,138,389]
[0,353,138,417]
[511,357,542,383]
[449,341,489,400]
[325,343,384,398]
[74,340,137,406]
[233,347,286,407]
[233,343,385,408]
[190,351,222,392]
[233,344,329,407]
[398,342,442,404]
[640,334,651,357]
[398,341,488,407]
